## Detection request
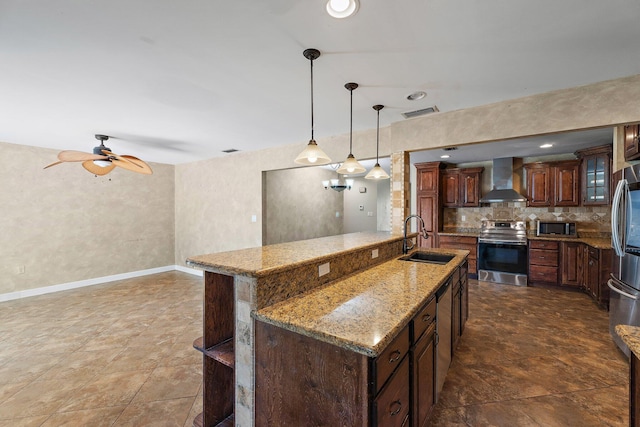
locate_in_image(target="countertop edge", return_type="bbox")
[186,232,412,277]
[615,324,640,357]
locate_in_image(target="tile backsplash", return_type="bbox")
[443,202,611,236]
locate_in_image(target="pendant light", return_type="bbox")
[365,105,390,180]
[295,48,331,166]
[337,82,366,175]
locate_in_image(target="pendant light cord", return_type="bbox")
[376,107,380,161]
[349,87,353,154]
[310,57,314,141]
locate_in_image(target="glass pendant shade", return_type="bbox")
[295,140,331,165]
[365,163,390,180]
[337,154,366,174]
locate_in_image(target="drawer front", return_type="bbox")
[375,356,410,427]
[468,259,477,275]
[375,326,410,393]
[529,240,559,250]
[413,297,436,342]
[529,265,559,282]
[529,249,559,266]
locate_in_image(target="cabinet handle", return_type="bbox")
[388,350,401,364]
[401,413,409,427]
[421,313,431,322]
[389,400,402,416]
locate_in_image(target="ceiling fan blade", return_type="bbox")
[111,156,153,174]
[119,155,153,174]
[58,150,108,162]
[43,160,63,169]
[82,160,115,176]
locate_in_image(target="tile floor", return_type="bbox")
[430,279,629,426]
[0,271,204,427]
[0,272,630,426]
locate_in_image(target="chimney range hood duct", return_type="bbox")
[479,157,527,203]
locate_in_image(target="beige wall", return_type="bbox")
[0,141,175,295]
[176,74,640,265]
[263,167,343,245]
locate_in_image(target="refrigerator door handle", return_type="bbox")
[608,278,640,300]
[612,179,627,257]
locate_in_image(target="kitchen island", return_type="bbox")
[615,325,640,426]
[186,231,469,427]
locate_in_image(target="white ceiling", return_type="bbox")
[1,1,639,165]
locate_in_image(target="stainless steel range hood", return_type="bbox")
[479,157,527,203]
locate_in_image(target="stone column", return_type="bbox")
[391,151,410,234]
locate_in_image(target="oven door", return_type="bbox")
[478,241,528,275]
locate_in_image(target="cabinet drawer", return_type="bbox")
[529,265,559,282]
[529,249,559,266]
[375,326,410,393]
[413,297,436,342]
[529,240,559,250]
[468,259,477,275]
[375,356,410,427]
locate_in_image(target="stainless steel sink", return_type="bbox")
[399,252,455,264]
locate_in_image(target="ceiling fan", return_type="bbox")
[44,134,153,176]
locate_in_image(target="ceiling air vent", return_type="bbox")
[401,106,439,119]
[222,148,239,153]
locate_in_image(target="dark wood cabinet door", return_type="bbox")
[417,166,440,192]
[526,164,551,206]
[418,195,437,249]
[587,254,599,299]
[375,356,410,427]
[625,124,640,162]
[554,161,580,206]
[460,171,481,207]
[441,171,460,207]
[561,241,583,287]
[577,145,612,206]
[452,281,461,350]
[412,323,436,427]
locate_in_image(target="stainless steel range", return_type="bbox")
[478,220,528,286]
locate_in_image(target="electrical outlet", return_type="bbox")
[367,212,373,217]
[318,262,330,277]
[461,215,466,221]
[372,249,379,259]
[17,265,25,274]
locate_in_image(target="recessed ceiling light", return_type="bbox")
[326,0,359,18]
[540,143,553,148]
[440,154,451,159]
[407,91,427,101]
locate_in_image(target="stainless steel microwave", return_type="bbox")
[536,221,576,237]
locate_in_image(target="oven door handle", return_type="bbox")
[479,240,527,246]
[608,278,640,300]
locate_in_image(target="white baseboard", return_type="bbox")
[0,265,203,302]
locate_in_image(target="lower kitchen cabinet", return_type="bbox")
[561,241,583,288]
[584,245,612,308]
[412,298,437,427]
[528,240,560,286]
[439,235,477,276]
[529,238,611,308]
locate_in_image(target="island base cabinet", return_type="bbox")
[412,322,436,427]
[632,352,640,427]
[255,321,370,426]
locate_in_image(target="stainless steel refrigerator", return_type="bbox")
[609,164,640,357]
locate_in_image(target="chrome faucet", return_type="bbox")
[403,214,429,254]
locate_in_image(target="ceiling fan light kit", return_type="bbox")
[44,134,153,176]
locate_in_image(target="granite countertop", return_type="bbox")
[186,231,408,277]
[615,325,640,357]
[253,248,469,358]
[528,235,611,249]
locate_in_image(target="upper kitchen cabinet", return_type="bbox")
[441,167,484,207]
[575,144,612,206]
[524,160,580,207]
[624,124,640,162]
